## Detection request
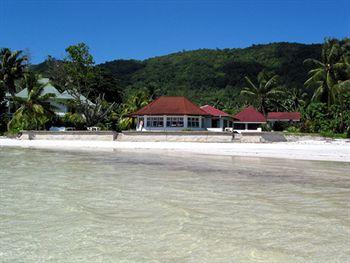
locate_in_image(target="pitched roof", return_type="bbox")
[15,78,74,100]
[233,106,266,122]
[267,112,301,121]
[200,105,231,117]
[131,96,209,116]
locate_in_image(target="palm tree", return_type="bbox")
[240,71,282,115]
[119,90,150,130]
[8,73,56,132]
[282,87,308,111]
[0,48,28,97]
[304,38,349,107]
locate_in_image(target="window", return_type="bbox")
[248,123,260,130]
[147,117,164,127]
[211,119,219,128]
[188,117,200,128]
[233,123,246,130]
[166,117,184,127]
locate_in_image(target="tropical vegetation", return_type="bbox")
[0,38,349,137]
[8,72,56,133]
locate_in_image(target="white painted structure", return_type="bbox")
[136,115,205,131]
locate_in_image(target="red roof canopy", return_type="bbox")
[200,105,231,117]
[267,112,301,121]
[233,106,266,122]
[131,96,209,116]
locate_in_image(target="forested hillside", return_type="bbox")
[3,39,349,136]
[33,42,322,105]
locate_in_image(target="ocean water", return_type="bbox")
[0,147,349,262]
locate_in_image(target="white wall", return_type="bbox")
[135,115,236,132]
[136,115,206,132]
[50,100,69,116]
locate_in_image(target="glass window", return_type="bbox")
[147,117,164,127]
[211,119,219,128]
[248,123,260,130]
[166,117,184,127]
[188,117,200,128]
[233,123,246,130]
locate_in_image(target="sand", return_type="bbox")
[0,138,349,162]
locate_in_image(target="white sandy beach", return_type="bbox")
[0,138,349,162]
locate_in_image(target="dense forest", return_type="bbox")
[1,39,349,137]
[33,42,322,107]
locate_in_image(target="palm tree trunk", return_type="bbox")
[4,79,16,97]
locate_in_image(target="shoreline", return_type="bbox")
[1,138,350,162]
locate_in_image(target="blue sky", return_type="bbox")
[1,0,349,64]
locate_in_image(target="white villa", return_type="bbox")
[6,78,91,117]
[130,96,266,132]
[131,96,212,131]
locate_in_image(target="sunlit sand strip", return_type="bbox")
[1,138,349,162]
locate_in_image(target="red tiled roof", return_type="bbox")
[131,96,209,116]
[200,105,231,117]
[233,106,266,122]
[267,112,301,121]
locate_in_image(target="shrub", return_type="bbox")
[286,126,301,133]
[261,123,271,132]
[62,113,86,130]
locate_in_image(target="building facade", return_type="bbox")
[233,106,267,133]
[131,96,211,131]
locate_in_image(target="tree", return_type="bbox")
[8,72,56,132]
[304,38,350,107]
[0,48,28,97]
[119,90,150,130]
[240,71,283,115]
[276,86,308,112]
[49,43,118,127]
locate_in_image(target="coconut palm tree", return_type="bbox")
[240,71,282,115]
[119,90,150,130]
[304,38,350,107]
[280,87,308,111]
[8,73,56,132]
[0,48,28,97]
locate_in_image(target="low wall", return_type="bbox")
[234,132,287,143]
[20,131,117,141]
[118,131,234,142]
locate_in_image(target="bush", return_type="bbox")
[286,126,301,133]
[62,113,86,130]
[261,123,271,132]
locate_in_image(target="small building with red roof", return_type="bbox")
[233,106,267,132]
[200,105,234,131]
[267,112,301,122]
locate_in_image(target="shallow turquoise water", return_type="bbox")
[0,147,350,262]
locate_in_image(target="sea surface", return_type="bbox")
[0,147,350,262]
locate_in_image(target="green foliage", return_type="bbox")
[286,126,301,133]
[240,71,283,115]
[62,113,86,130]
[0,48,28,97]
[8,72,56,133]
[119,90,150,130]
[304,38,350,107]
[35,42,321,106]
[25,40,348,136]
[261,123,272,132]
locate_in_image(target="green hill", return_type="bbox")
[33,42,322,105]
